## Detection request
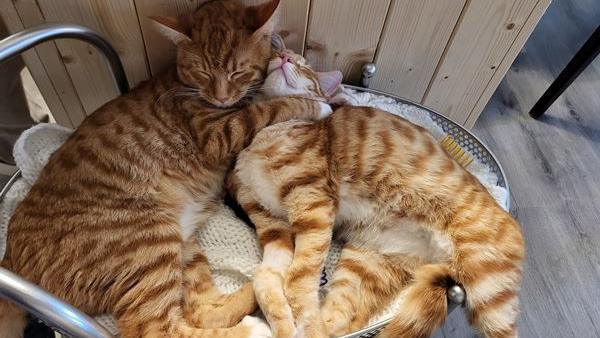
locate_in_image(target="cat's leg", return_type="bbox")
[253,216,296,338]
[181,238,257,328]
[283,187,336,338]
[321,247,418,336]
[230,176,298,338]
[0,300,27,338]
[112,230,270,338]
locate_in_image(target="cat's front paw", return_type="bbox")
[322,309,350,337]
[295,322,329,338]
[317,102,333,118]
[240,316,272,338]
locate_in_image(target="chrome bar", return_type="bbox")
[0,268,112,338]
[0,24,123,337]
[0,23,129,94]
[0,170,21,201]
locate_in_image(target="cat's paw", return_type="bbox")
[293,325,305,338]
[322,310,348,337]
[318,102,333,118]
[295,318,329,338]
[241,316,272,338]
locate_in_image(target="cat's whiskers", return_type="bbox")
[155,86,203,105]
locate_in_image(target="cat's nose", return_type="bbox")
[280,53,291,64]
[215,95,228,104]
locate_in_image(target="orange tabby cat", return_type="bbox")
[0,1,331,337]
[228,50,525,338]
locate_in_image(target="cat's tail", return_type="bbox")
[379,259,522,338]
[377,264,453,338]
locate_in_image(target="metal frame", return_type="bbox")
[0,23,129,95]
[0,23,129,338]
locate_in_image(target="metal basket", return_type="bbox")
[0,25,509,338]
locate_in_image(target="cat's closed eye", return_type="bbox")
[229,70,249,80]
[196,70,211,80]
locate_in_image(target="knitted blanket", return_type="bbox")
[0,88,508,335]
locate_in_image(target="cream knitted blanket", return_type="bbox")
[0,89,508,335]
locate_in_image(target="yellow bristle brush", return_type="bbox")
[440,135,474,168]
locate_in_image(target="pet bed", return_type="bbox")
[0,86,509,337]
[0,23,509,338]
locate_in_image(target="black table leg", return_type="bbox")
[529,25,600,118]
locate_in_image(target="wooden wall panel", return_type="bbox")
[5,0,85,127]
[34,0,149,114]
[241,0,310,54]
[422,0,542,125]
[134,0,206,76]
[2,0,549,128]
[464,0,551,128]
[135,0,310,76]
[304,0,391,84]
[1,1,70,127]
[370,0,466,102]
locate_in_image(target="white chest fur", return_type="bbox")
[335,183,454,263]
[236,150,287,218]
[179,201,205,240]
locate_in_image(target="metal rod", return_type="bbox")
[0,171,21,201]
[0,24,125,337]
[529,25,600,118]
[1,175,112,337]
[0,268,112,338]
[0,23,129,95]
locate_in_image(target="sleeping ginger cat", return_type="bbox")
[228,48,525,338]
[0,1,333,337]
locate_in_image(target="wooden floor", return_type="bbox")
[435,0,600,337]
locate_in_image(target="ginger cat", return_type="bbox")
[228,48,525,338]
[0,1,331,337]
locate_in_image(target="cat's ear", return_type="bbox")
[150,15,192,45]
[271,33,286,51]
[246,0,281,40]
[317,71,343,96]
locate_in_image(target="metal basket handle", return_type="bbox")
[0,23,129,94]
[0,23,128,338]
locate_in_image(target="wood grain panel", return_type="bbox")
[464,0,551,128]
[370,0,466,102]
[3,0,85,127]
[34,0,150,115]
[134,0,206,76]
[423,0,543,125]
[0,1,71,127]
[304,0,391,84]
[240,0,310,54]
[135,0,310,76]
